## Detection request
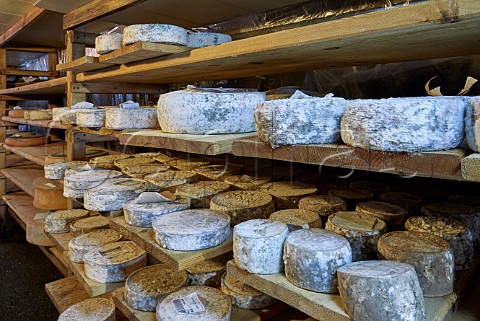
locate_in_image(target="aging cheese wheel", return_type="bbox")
[52,107,94,125]
[95,33,123,54]
[8,109,25,118]
[328,188,374,210]
[194,164,242,181]
[68,229,123,263]
[57,298,115,321]
[175,181,231,209]
[224,174,271,190]
[255,92,347,147]
[269,209,322,231]
[76,109,106,128]
[233,219,288,274]
[156,286,231,321]
[187,32,232,48]
[122,24,188,46]
[105,107,158,130]
[124,264,188,312]
[83,241,147,283]
[123,164,170,178]
[63,169,123,198]
[145,171,198,192]
[405,216,474,270]
[113,157,156,170]
[90,154,132,169]
[186,253,231,287]
[298,195,347,224]
[153,153,177,163]
[378,191,423,214]
[166,158,210,171]
[33,177,68,210]
[258,181,317,210]
[356,200,408,230]
[325,211,387,261]
[24,109,52,120]
[157,88,266,134]
[70,216,110,237]
[210,190,274,225]
[5,134,50,147]
[152,209,230,251]
[221,273,276,310]
[465,96,480,151]
[377,231,454,297]
[337,260,425,321]
[44,209,89,234]
[349,181,390,194]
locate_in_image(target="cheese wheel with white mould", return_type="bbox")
[33,177,69,210]
[124,264,188,312]
[349,181,390,194]
[258,181,317,210]
[70,216,110,237]
[405,216,474,270]
[152,209,230,251]
[83,241,147,283]
[377,231,454,297]
[68,229,123,263]
[337,260,425,321]
[123,192,190,227]
[325,211,387,261]
[90,154,132,169]
[298,195,347,225]
[175,181,231,209]
[44,161,89,180]
[122,164,170,178]
[465,96,480,151]
[356,200,408,230]
[57,298,115,321]
[187,32,232,48]
[105,107,158,130]
[63,169,123,198]
[157,87,266,134]
[96,33,123,54]
[145,170,198,193]
[221,273,276,310]
[76,109,106,128]
[341,96,466,152]
[233,219,288,274]
[84,177,147,212]
[195,164,242,181]
[44,209,89,234]
[113,157,156,170]
[328,188,374,210]
[24,109,52,120]
[186,253,231,287]
[122,24,187,46]
[224,174,271,190]
[378,191,423,214]
[269,209,322,231]
[166,158,209,171]
[210,190,275,226]
[156,286,231,321]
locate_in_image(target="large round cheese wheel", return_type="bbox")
[284,228,352,293]
[58,298,115,321]
[157,88,266,134]
[465,96,480,151]
[337,260,425,321]
[152,209,230,251]
[377,231,454,297]
[269,209,321,231]
[105,107,157,130]
[356,200,408,230]
[95,33,123,54]
[221,273,276,310]
[257,181,317,210]
[187,32,232,48]
[90,154,132,169]
[122,24,188,46]
[33,177,68,210]
[186,253,231,287]
[341,97,466,152]
[349,181,390,194]
[298,195,347,224]
[76,109,106,128]
[378,191,423,214]
[63,169,123,198]
[125,264,188,312]
[145,171,199,193]
[156,286,231,321]
[5,134,50,147]
[70,216,110,237]
[224,174,271,190]
[52,107,95,125]
[83,241,147,283]
[44,161,90,180]
[233,219,288,274]
[122,164,170,178]
[328,188,374,210]
[194,164,242,181]
[44,209,89,234]
[175,181,231,208]
[68,229,123,263]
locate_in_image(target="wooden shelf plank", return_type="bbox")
[0,77,66,95]
[45,276,90,313]
[2,141,66,166]
[1,165,44,197]
[56,56,114,72]
[109,216,233,271]
[226,260,457,321]
[70,260,124,297]
[46,231,72,253]
[39,245,69,276]
[2,116,71,129]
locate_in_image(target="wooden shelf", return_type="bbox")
[2,116,70,129]
[3,141,68,166]
[0,77,66,96]
[109,216,233,271]
[57,56,114,72]
[226,260,457,321]
[46,231,71,253]
[45,276,90,313]
[1,165,45,197]
[69,260,124,297]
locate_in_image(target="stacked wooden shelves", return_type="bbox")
[0,77,66,96]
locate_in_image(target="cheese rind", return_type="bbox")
[90,154,132,169]
[258,181,317,210]
[175,181,231,208]
[224,174,271,190]
[328,188,374,210]
[221,273,276,309]
[298,195,347,224]
[63,169,123,198]
[194,164,242,181]
[96,33,123,54]
[24,109,52,120]
[105,107,158,130]
[269,209,322,231]
[465,97,480,151]
[356,200,408,230]
[76,109,106,128]
[145,170,198,192]
[187,32,232,48]
[84,178,147,211]
[70,216,110,237]
[44,209,89,234]
[44,161,90,180]
[68,229,123,263]
[122,24,188,46]
[378,191,423,214]
[186,254,231,287]
[57,298,116,321]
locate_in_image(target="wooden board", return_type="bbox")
[2,116,70,129]
[56,56,114,72]
[1,165,45,197]
[119,129,257,155]
[109,216,233,271]
[70,260,124,297]
[0,77,66,95]
[45,276,90,313]
[2,141,68,166]
[47,231,72,253]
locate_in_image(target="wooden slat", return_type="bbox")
[0,8,45,46]
[70,261,124,297]
[71,82,167,94]
[109,216,233,271]
[39,245,69,276]
[2,141,68,166]
[46,232,72,253]
[45,276,90,313]
[2,116,70,129]
[1,165,44,197]
[2,69,58,77]
[0,77,66,95]
[6,47,58,53]
[56,56,114,72]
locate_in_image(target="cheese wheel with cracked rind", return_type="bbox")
[356,200,408,230]
[175,181,231,208]
[70,216,110,237]
[186,253,231,287]
[45,209,89,234]
[24,109,52,120]
[187,32,232,48]
[113,157,156,170]
[76,109,106,128]
[257,181,317,210]
[145,171,198,193]
[122,24,187,46]
[90,154,132,170]
[194,164,242,181]
[224,174,271,190]
[298,195,347,224]
[57,298,116,321]
[105,107,158,130]
[221,273,276,310]
[165,158,210,171]
[96,33,123,54]
[63,169,123,198]
[68,229,123,263]
[269,209,322,231]
[122,164,170,178]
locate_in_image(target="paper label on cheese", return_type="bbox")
[172,292,206,314]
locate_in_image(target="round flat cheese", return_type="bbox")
[186,253,231,287]
[298,194,347,227]
[349,181,390,194]
[33,177,68,210]
[187,32,232,48]
[153,153,177,163]
[24,109,52,120]
[90,154,132,169]
[63,169,123,198]
[95,33,123,54]
[221,273,276,310]
[122,24,188,46]
[175,181,231,208]
[258,181,317,210]
[194,164,242,181]
[166,158,210,171]
[76,109,106,128]
[70,215,110,237]
[105,107,158,130]
[123,164,171,178]
[44,161,89,180]
[378,191,423,214]
[269,209,322,231]
[114,157,156,170]
[356,200,408,230]
[328,188,374,210]
[224,174,271,190]
[58,298,115,321]
[44,209,89,234]
[68,229,123,263]
[145,171,198,192]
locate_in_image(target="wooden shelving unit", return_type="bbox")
[2,116,70,130]
[0,77,67,96]
[1,165,44,197]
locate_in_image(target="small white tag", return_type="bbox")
[172,292,205,315]
[34,212,51,220]
[136,192,172,204]
[13,106,22,110]
[44,183,57,188]
[119,100,140,108]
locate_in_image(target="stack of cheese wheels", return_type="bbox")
[187,32,232,48]
[328,188,374,210]
[24,109,52,120]
[186,253,230,287]
[166,158,210,171]
[378,191,423,214]
[63,169,123,198]
[122,164,171,178]
[464,96,480,151]
[68,229,123,263]
[95,33,123,54]
[44,209,89,233]
[356,200,408,230]
[156,286,231,321]
[70,216,110,237]
[57,298,116,321]
[90,154,131,169]
[76,109,106,128]
[175,181,231,208]
[105,107,158,130]
[378,231,454,297]
[269,209,322,231]
[33,177,68,210]
[157,87,266,134]
[124,264,188,312]
[84,177,147,212]
[123,192,190,227]
[337,260,425,321]
[405,216,474,270]
[341,97,466,152]
[210,190,275,225]
[255,91,347,148]
[233,219,288,274]
[224,174,271,190]
[257,181,317,210]
[114,157,156,170]
[221,273,276,309]
[145,171,198,192]
[83,241,147,283]
[284,228,352,293]
[349,181,390,194]
[152,209,230,251]
[122,24,188,46]
[298,195,347,224]
[195,164,242,181]
[44,161,90,180]
[325,211,387,261]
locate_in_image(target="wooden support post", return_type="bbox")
[0,49,7,146]
[66,30,86,107]
[66,128,86,162]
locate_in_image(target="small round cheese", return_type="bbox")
[122,164,171,178]
[378,191,423,214]
[356,201,408,230]
[122,24,188,46]
[105,107,158,130]
[187,32,232,48]
[194,164,242,180]
[33,177,68,210]
[70,216,110,237]
[90,154,132,169]
[76,109,106,128]
[44,209,89,234]
[68,229,123,263]
[58,298,115,321]
[221,273,276,310]
[175,181,231,208]
[298,195,347,224]
[95,33,123,54]
[63,169,123,198]
[186,253,231,287]
[44,161,89,180]
[269,209,322,231]
[145,171,198,192]
[258,181,317,210]
[328,188,374,210]
[224,174,271,190]
[349,181,390,194]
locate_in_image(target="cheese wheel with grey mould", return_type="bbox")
[328,188,374,210]
[221,273,276,310]
[257,181,317,210]
[44,209,89,234]
[105,107,158,130]
[377,231,454,297]
[44,161,89,180]
[349,181,390,194]
[405,216,474,270]
[156,286,231,321]
[337,260,425,321]
[122,24,187,46]
[269,209,322,231]
[224,174,271,190]
[210,190,274,225]
[166,158,210,171]
[465,96,480,151]
[298,195,347,224]
[24,109,52,120]
[90,154,132,169]
[175,181,231,208]
[233,219,288,274]
[187,32,232,48]
[95,33,123,54]
[152,209,230,251]
[195,164,242,181]
[284,228,352,293]
[325,211,387,261]
[63,169,123,198]
[186,253,231,287]
[341,97,466,152]
[76,109,106,128]
[68,229,123,263]
[378,191,423,214]
[356,200,408,230]
[157,88,266,134]
[122,164,171,178]
[57,298,115,321]
[124,264,188,312]
[70,215,110,237]
[83,241,147,283]
[145,170,198,193]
